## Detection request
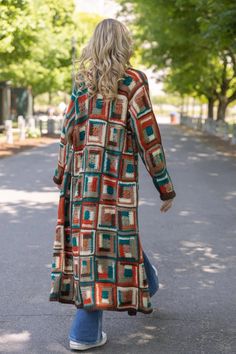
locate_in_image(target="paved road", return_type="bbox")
[0,124,236,354]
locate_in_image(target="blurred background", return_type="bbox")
[1,0,236,149]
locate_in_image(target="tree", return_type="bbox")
[118,0,236,120]
[0,0,36,65]
[0,0,76,98]
[0,0,102,104]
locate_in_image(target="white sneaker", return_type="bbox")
[69,331,107,351]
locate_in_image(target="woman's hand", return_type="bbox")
[160,198,174,213]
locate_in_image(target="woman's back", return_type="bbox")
[72,67,148,150]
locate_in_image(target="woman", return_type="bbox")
[49,18,176,351]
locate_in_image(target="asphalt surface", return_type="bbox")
[0,123,236,354]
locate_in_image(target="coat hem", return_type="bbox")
[49,296,153,315]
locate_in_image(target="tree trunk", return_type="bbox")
[207,97,214,119]
[216,98,228,121]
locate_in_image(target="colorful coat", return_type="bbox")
[49,67,176,316]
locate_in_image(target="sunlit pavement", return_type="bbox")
[0,123,236,353]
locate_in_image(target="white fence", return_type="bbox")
[37,115,64,135]
[180,116,236,145]
[3,115,64,143]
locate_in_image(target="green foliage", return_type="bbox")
[0,1,102,98]
[118,0,236,119]
[0,0,76,95]
[27,127,41,138]
[0,0,36,64]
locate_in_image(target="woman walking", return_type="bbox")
[49,18,176,350]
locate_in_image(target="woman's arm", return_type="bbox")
[53,85,77,186]
[128,72,176,201]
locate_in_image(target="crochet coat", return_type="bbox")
[49,67,176,316]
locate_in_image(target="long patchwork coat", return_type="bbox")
[49,67,176,316]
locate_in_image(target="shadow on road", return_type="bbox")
[0,126,236,353]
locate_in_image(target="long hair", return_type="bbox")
[75,18,134,100]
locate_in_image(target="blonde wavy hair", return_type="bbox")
[75,18,134,100]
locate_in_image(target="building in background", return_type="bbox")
[0,81,33,131]
[0,82,11,131]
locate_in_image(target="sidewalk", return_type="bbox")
[176,123,236,159]
[0,124,235,353]
[0,135,59,159]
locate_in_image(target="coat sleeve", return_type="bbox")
[53,85,77,185]
[128,73,176,201]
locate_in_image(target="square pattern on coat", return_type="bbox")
[72,175,83,201]
[80,284,95,307]
[89,95,109,119]
[64,251,73,273]
[81,204,97,229]
[72,203,81,228]
[138,114,161,148]
[74,280,82,306]
[80,256,94,281]
[106,123,125,152]
[117,286,138,309]
[118,234,139,261]
[117,262,138,286]
[117,207,137,232]
[87,119,107,146]
[49,272,61,299]
[97,204,117,230]
[80,229,96,255]
[53,225,64,250]
[109,94,128,126]
[51,252,63,272]
[73,256,79,279]
[84,147,103,172]
[117,181,137,207]
[74,151,83,176]
[132,86,152,118]
[100,176,117,203]
[95,283,116,307]
[83,173,100,201]
[72,231,79,256]
[64,227,72,251]
[139,289,152,310]
[120,154,135,181]
[58,142,66,167]
[95,257,116,282]
[73,122,87,151]
[96,231,116,257]
[75,93,88,120]
[60,274,74,300]
[102,150,121,178]
[145,144,165,174]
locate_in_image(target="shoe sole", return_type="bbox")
[69,331,107,351]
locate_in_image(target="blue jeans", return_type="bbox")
[68,251,159,344]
